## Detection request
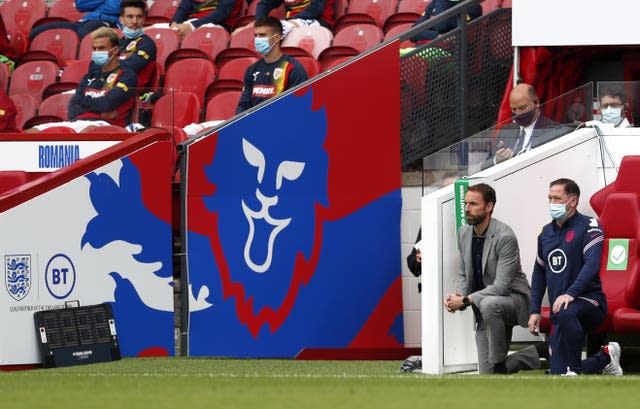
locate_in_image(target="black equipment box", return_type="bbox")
[33,304,121,368]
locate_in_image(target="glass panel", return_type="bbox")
[422,82,594,190]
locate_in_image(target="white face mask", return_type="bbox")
[601,106,622,125]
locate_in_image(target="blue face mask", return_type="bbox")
[123,26,144,39]
[254,35,275,55]
[91,50,111,67]
[548,202,569,220]
[601,106,622,125]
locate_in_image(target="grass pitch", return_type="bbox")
[1,358,639,409]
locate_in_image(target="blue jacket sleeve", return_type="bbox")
[70,70,137,116]
[192,0,236,28]
[255,0,283,20]
[566,222,605,298]
[120,37,157,74]
[293,0,327,20]
[236,65,255,113]
[530,233,548,314]
[76,0,121,26]
[172,0,194,24]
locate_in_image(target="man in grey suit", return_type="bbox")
[445,183,532,374]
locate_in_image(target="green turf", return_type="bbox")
[1,358,639,409]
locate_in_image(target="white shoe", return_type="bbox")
[602,342,623,376]
[562,366,577,376]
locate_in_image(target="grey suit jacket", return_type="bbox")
[456,217,531,327]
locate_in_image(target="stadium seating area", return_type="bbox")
[0,0,511,132]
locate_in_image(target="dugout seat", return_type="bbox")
[40,126,76,134]
[216,27,259,68]
[24,29,80,67]
[8,93,37,130]
[205,56,256,100]
[281,26,333,59]
[146,0,180,25]
[38,93,74,120]
[151,92,201,128]
[36,0,84,24]
[164,58,216,106]
[22,115,65,130]
[0,0,48,36]
[0,63,9,92]
[165,27,230,69]
[399,0,431,14]
[205,91,241,122]
[9,61,59,104]
[142,28,182,75]
[337,0,398,29]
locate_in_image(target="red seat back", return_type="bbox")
[151,92,202,128]
[30,28,80,66]
[61,60,91,83]
[205,91,240,122]
[144,28,182,72]
[9,61,59,104]
[148,0,180,20]
[9,93,37,130]
[295,56,322,78]
[281,26,333,59]
[217,57,257,81]
[398,0,431,14]
[0,0,48,35]
[47,0,84,21]
[347,0,398,28]
[164,58,216,105]
[180,27,230,63]
[333,24,384,53]
[39,93,74,120]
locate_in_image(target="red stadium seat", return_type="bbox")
[165,27,230,69]
[398,0,431,14]
[235,2,285,28]
[32,0,84,27]
[335,0,349,19]
[344,0,398,28]
[147,0,180,25]
[281,26,333,59]
[318,25,382,69]
[295,56,322,78]
[323,55,353,70]
[0,171,29,195]
[77,34,94,62]
[9,61,59,104]
[61,60,91,83]
[481,0,503,14]
[9,93,38,130]
[216,27,259,67]
[42,82,78,100]
[205,91,241,122]
[383,12,421,34]
[384,23,416,48]
[26,29,80,67]
[0,0,48,36]
[332,24,384,53]
[38,93,74,120]
[144,28,182,74]
[205,56,256,100]
[151,92,202,128]
[164,58,216,105]
[0,63,9,92]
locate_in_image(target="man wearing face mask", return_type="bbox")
[598,86,632,128]
[482,83,567,169]
[27,28,137,133]
[528,178,622,376]
[118,0,157,89]
[236,16,308,113]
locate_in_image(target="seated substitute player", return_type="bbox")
[236,16,308,113]
[167,0,244,38]
[27,28,137,133]
[117,0,157,88]
[234,0,336,37]
[528,178,622,376]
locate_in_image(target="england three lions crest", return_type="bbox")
[5,255,31,301]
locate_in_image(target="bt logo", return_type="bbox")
[45,253,76,299]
